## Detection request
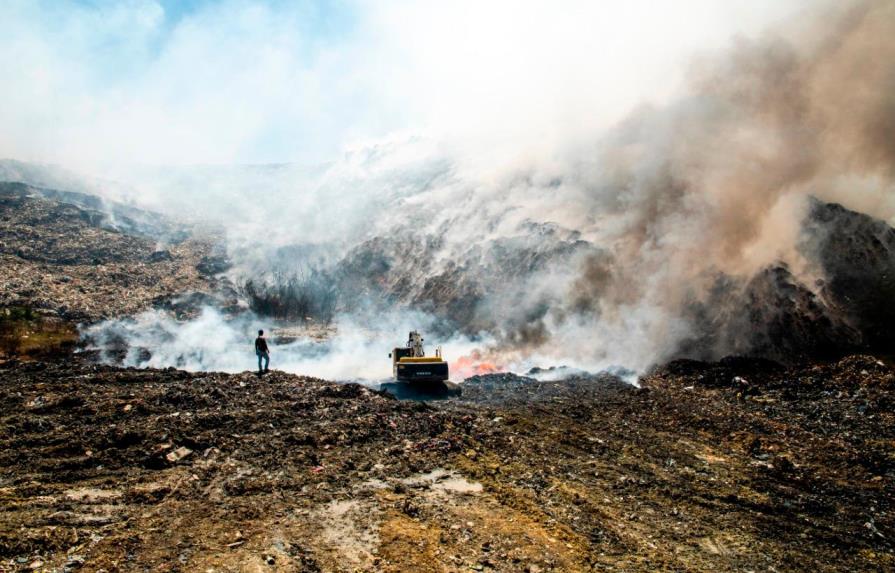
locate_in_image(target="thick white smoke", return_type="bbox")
[7,1,895,378]
[83,305,496,382]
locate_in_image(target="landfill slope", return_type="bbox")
[1,356,892,572]
[0,182,214,323]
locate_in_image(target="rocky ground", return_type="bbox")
[1,355,892,572]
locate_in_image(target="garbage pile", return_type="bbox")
[1,354,892,571]
[0,183,214,322]
[459,371,633,406]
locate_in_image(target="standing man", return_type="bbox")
[255,329,270,374]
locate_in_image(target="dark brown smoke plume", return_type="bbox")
[539,0,895,368]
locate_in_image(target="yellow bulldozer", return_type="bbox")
[389,330,449,383]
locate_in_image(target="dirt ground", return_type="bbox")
[1,355,893,572]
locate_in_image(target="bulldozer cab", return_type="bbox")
[392,347,413,361]
[407,330,425,357]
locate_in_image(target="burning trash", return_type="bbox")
[451,351,503,380]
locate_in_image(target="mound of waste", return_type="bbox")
[459,371,633,406]
[0,182,216,322]
[5,174,895,369]
[2,355,892,571]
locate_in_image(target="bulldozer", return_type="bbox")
[389,330,449,383]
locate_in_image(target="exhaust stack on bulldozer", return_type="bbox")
[389,330,449,383]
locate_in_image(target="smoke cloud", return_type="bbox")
[5,1,895,378]
[0,1,804,166]
[83,305,493,382]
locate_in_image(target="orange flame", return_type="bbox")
[451,351,503,379]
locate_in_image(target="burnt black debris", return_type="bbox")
[458,371,633,407]
[1,355,892,571]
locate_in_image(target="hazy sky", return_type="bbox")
[0,0,819,167]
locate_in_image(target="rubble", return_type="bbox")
[1,355,892,571]
[0,183,215,323]
[165,446,194,464]
[459,371,632,406]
